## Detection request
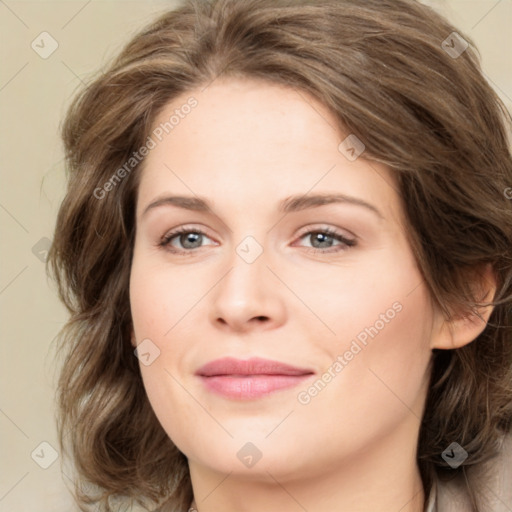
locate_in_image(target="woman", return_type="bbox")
[47,0,512,510]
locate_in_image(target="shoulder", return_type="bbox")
[434,431,512,512]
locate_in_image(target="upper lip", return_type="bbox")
[195,357,315,377]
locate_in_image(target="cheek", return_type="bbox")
[303,248,434,420]
[129,257,200,341]
[304,276,434,428]
[129,257,208,443]
[352,284,434,399]
[284,283,433,471]
[299,246,430,356]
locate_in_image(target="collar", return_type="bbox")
[425,478,438,512]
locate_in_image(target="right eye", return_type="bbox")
[159,227,217,254]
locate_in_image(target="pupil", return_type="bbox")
[183,233,201,248]
[314,232,332,248]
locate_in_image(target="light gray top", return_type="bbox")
[426,431,512,512]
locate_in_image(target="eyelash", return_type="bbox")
[158,226,357,255]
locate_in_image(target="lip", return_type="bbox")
[196,357,314,377]
[195,357,315,400]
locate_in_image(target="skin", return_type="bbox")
[129,77,493,512]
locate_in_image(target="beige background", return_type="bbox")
[0,1,511,510]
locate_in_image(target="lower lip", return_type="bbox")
[199,374,313,399]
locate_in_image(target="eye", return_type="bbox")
[294,227,356,254]
[159,226,216,254]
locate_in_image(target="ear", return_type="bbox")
[430,263,497,350]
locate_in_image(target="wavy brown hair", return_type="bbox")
[47,0,512,510]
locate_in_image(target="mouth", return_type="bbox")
[195,357,315,400]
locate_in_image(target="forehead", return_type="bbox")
[136,77,401,224]
[148,77,340,164]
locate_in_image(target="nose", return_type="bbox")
[209,245,287,334]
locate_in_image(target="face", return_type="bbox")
[129,77,437,481]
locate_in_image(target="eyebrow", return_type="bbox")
[141,193,384,219]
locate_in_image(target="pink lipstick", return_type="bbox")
[195,357,315,400]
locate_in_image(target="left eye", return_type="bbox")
[159,227,356,254]
[296,229,356,252]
